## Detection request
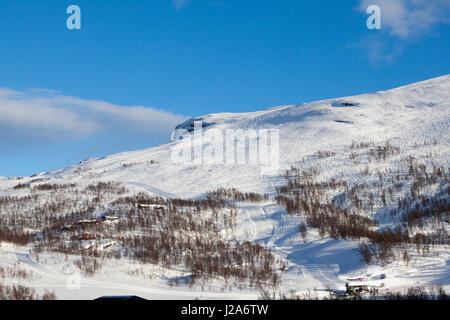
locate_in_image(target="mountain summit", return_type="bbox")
[0,75,448,299]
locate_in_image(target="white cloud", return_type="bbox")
[358,0,450,38]
[0,88,188,145]
[173,0,191,10]
[349,34,405,64]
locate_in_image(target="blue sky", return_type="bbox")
[0,0,449,177]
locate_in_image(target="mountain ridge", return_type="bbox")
[0,75,448,299]
[30,74,450,198]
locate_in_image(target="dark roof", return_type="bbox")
[95,295,146,300]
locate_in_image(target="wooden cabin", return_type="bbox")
[79,232,96,241]
[95,296,146,300]
[77,219,98,226]
[61,224,76,231]
[138,204,165,210]
[345,282,379,296]
[100,215,119,222]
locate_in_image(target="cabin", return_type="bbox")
[345,282,379,296]
[102,241,115,249]
[61,224,76,231]
[77,219,98,226]
[138,204,165,210]
[79,232,96,241]
[95,295,146,300]
[100,214,119,222]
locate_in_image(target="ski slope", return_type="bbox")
[0,75,449,299]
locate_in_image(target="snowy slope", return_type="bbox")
[29,75,450,198]
[0,75,449,299]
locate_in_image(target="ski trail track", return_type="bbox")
[4,248,258,300]
[237,201,346,292]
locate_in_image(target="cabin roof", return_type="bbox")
[95,295,146,300]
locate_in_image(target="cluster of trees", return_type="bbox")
[367,140,401,161]
[349,140,401,162]
[74,256,103,276]
[275,166,377,240]
[316,150,336,159]
[276,141,449,265]
[125,234,280,288]
[350,141,375,150]
[1,181,282,289]
[0,266,36,281]
[13,183,30,190]
[86,181,127,194]
[402,195,449,230]
[260,286,449,300]
[0,284,37,300]
[0,226,31,245]
[33,183,76,191]
[207,188,268,202]
[0,181,131,247]
[13,182,78,191]
[110,194,281,288]
[0,284,56,300]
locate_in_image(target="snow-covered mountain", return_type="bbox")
[0,75,449,299]
[11,75,447,197]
